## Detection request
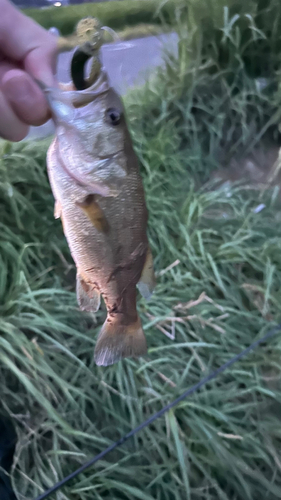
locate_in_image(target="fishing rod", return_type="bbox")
[33,322,281,500]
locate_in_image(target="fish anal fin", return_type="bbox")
[94,315,147,366]
[137,247,156,300]
[76,275,101,312]
[76,194,109,233]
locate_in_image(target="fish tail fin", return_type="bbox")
[94,314,147,367]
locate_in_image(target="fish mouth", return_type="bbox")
[71,71,112,110]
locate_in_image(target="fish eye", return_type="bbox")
[106,108,121,126]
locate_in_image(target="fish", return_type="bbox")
[42,70,156,367]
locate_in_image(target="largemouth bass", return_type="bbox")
[41,64,155,367]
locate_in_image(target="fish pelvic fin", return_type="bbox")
[137,247,156,300]
[54,200,62,219]
[76,275,101,312]
[94,314,147,367]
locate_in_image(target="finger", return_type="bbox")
[24,36,58,87]
[0,88,29,141]
[0,0,58,85]
[0,59,29,140]
[2,68,50,126]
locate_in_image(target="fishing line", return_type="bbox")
[33,323,281,500]
[101,26,121,42]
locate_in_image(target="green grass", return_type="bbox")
[24,0,185,36]
[2,2,281,499]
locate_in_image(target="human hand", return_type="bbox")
[0,0,58,141]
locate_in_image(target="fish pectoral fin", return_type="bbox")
[94,314,147,366]
[137,247,156,300]
[54,201,62,219]
[76,275,101,312]
[75,194,109,233]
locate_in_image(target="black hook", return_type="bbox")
[71,47,93,91]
